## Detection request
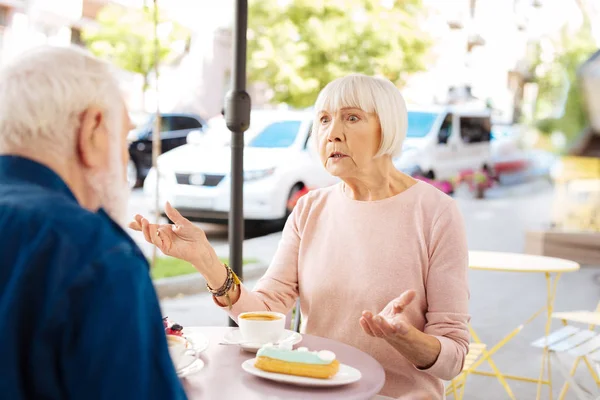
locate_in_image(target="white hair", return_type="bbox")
[313,74,408,158]
[0,45,123,158]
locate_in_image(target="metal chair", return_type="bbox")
[446,342,488,399]
[531,305,600,400]
[292,297,301,332]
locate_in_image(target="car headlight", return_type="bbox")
[244,168,275,181]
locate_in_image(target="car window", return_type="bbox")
[407,111,439,138]
[248,120,302,148]
[459,117,492,143]
[139,115,202,136]
[438,114,453,144]
[170,116,202,131]
[159,116,172,132]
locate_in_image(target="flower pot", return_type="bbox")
[475,186,485,199]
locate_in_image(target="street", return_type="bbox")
[128,180,599,399]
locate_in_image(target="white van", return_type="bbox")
[394,106,493,181]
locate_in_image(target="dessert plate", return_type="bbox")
[241,358,361,387]
[176,354,205,378]
[223,329,302,353]
[184,332,209,354]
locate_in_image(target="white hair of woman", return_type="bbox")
[312,73,408,158]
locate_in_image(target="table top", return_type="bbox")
[468,250,580,273]
[182,327,386,400]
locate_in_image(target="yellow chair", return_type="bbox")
[446,342,488,399]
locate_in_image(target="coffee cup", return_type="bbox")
[237,311,286,345]
[167,335,198,370]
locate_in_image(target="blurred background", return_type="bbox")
[2,0,598,398]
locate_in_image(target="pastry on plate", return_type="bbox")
[163,316,185,337]
[254,343,340,379]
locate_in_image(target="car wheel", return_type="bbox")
[127,159,140,189]
[285,184,305,217]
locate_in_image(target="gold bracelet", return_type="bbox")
[226,265,242,310]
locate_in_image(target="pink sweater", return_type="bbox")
[223,181,470,398]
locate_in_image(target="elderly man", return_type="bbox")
[0,46,186,399]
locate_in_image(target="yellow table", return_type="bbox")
[466,251,580,400]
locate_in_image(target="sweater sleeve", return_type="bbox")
[213,196,305,321]
[419,200,471,381]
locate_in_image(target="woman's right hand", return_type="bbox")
[129,202,221,273]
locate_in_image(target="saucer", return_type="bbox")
[176,354,205,378]
[223,329,302,353]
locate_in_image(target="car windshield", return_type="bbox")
[406,111,439,138]
[248,120,302,148]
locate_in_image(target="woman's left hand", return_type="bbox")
[359,290,442,369]
[359,290,417,339]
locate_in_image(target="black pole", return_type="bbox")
[225,0,251,327]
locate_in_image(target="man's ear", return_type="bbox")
[77,106,109,169]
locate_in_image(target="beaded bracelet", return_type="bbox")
[206,264,241,310]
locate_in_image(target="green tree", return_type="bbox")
[82,4,189,108]
[247,0,432,108]
[530,23,597,145]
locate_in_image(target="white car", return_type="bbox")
[143,109,338,223]
[394,105,493,180]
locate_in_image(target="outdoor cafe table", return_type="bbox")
[466,250,580,400]
[182,327,386,400]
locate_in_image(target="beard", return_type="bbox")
[87,149,131,227]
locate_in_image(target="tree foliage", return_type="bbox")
[247,0,432,107]
[531,23,597,143]
[82,4,189,93]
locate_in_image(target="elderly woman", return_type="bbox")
[131,74,470,399]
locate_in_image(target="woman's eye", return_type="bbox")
[348,115,359,122]
[320,116,330,124]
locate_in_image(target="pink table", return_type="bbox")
[183,327,385,400]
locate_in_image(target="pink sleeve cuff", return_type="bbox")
[418,335,466,381]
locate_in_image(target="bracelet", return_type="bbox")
[206,264,241,310]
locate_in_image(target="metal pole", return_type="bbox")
[225,0,251,327]
[151,0,162,270]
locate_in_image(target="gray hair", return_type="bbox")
[0,45,122,157]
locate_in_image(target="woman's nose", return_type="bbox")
[327,119,343,142]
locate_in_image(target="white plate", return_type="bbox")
[241,358,362,387]
[185,331,209,354]
[176,354,205,378]
[223,329,302,353]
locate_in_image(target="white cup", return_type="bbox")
[237,311,286,345]
[167,335,198,370]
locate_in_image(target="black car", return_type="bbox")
[128,113,206,188]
